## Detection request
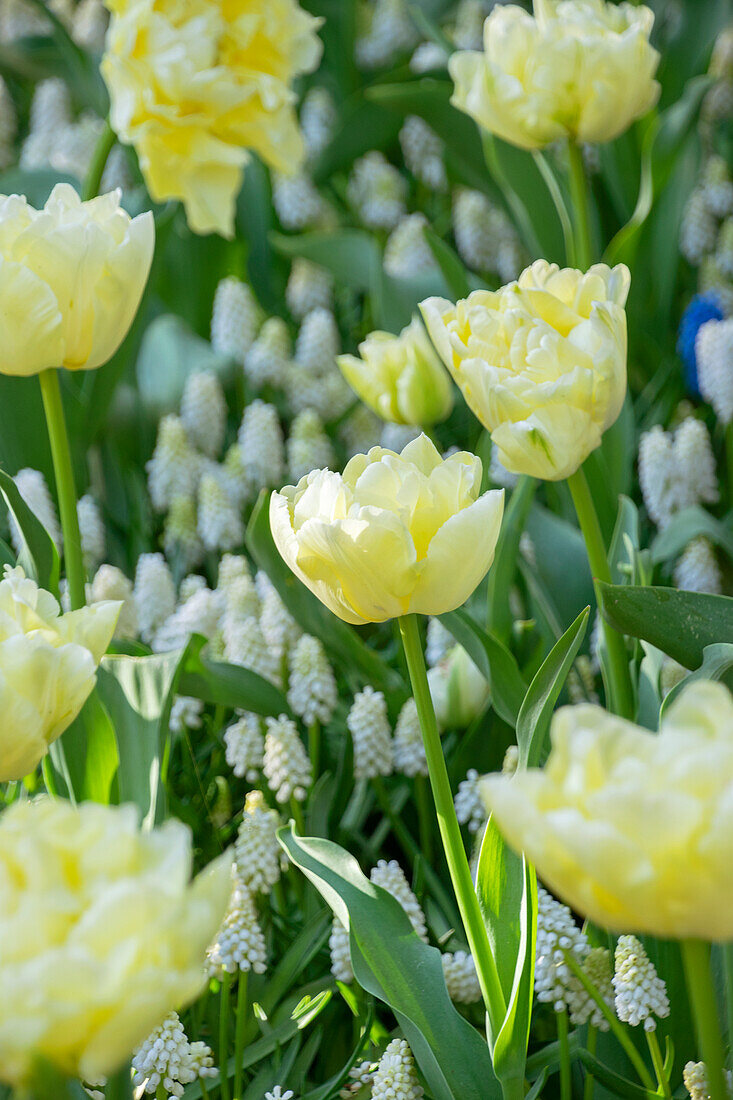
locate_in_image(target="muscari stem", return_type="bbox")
[557,1009,572,1100]
[682,939,728,1100]
[219,971,232,1100]
[398,615,507,1040]
[308,719,320,777]
[566,467,634,719]
[38,369,86,610]
[584,1023,597,1100]
[233,971,249,1100]
[567,141,593,269]
[646,1028,672,1100]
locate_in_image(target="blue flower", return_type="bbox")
[677,293,724,394]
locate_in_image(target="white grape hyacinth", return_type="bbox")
[301,86,337,162]
[613,935,670,1032]
[224,616,281,687]
[169,695,204,734]
[288,634,338,725]
[696,318,733,424]
[371,1038,423,1100]
[286,258,333,319]
[347,687,393,779]
[329,917,354,983]
[234,790,285,894]
[132,1012,216,1098]
[224,714,264,782]
[90,564,138,639]
[295,307,340,372]
[263,715,313,803]
[287,409,335,482]
[197,472,244,553]
[393,697,427,777]
[146,414,200,513]
[674,537,723,594]
[180,371,226,458]
[370,860,428,942]
[12,467,62,552]
[238,400,285,493]
[441,950,482,1004]
[383,213,439,281]
[399,115,447,191]
[77,493,105,573]
[258,572,302,660]
[347,151,407,230]
[206,873,267,977]
[134,552,176,645]
[244,317,291,390]
[211,276,263,363]
[454,769,487,835]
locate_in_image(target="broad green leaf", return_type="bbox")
[237,155,286,313]
[311,99,402,181]
[660,643,733,715]
[486,477,536,642]
[525,505,594,627]
[577,1050,658,1100]
[422,225,471,300]
[516,607,589,770]
[246,493,404,698]
[57,691,118,804]
[598,584,733,670]
[179,634,290,717]
[651,507,733,564]
[136,314,233,418]
[271,230,381,293]
[0,467,60,593]
[0,168,78,207]
[440,606,527,727]
[280,827,499,1100]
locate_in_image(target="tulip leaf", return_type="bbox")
[486,476,536,643]
[271,229,381,294]
[597,583,733,670]
[246,492,405,698]
[54,690,119,805]
[660,643,733,716]
[577,1050,659,1100]
[516,606,590,770]
[0,467,60,593]
[440,606,527,727]
[279,826,500,1100]
[311,98,402,181]
[650,506,733,564]
[178,633,291,717]
[525,505,594,628]
[422,225,471,300]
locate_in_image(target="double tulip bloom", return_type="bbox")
[0,799,230,1087]
[482,681,733,941]
[450,0,660,150]
[421,261,630,480]
[270,434,504,625]
[0,184,153,377]
[0,567,120,781]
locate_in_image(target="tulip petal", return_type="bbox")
[0,257,64,376]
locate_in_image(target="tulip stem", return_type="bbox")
[82,120,117,202]
[568,142,593,268]
[39,369,86,610]
[398,614,507,1040]
[566,468,634,719]
[682,939,728,1100]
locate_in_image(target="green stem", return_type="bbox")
[290,797,306,835]
[726,422,733,512]
[233,971,249,1100]
[82,120,116,202]
[38,369,86,610]
[308,719,320,778]
[415,774,434,863]
[563,949,655,1089]
[724,943,733,1057]
[533,150,575,266]
[398,615,506,1040]
[567,467,634,719]
[156,1085,168,1100]
[646,1029,672,1100]
[584,1024,597,1100]
[219,972,232,1100]
[682,939,728,1100]
[557,1010,572,1100]
[567,141,593,268]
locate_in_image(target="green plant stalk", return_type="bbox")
[414,774,434,864]
[646,1029,672,1100]
[566,468,634,719]
[398,615,507,1041]
[724,943,733,1059]
[567,142,593,268]
[726,422,733,512]
[82,120,117,202]
[584,1024,597,1100]
[219,972,232,1100]
[533,151,575,265]
[156,1085,167,1100]
[308,719,320,777]
[38,369,86,610]
[563,949,655,1089]
[557,1010,572,1100]
[682,939,728,1100]
[290,797,306,835]
[233,971,249,1100]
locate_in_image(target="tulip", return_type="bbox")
[0,566,119,781]
[421,260,630,481]
[337,315,453,426]
[0,798,231,1087]
[429,644,490,729]
[270,433,504,625]
[450,0,660,151]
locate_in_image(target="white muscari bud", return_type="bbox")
[211,276,263,363]
[71,0,108,51]
[90,564,138,639]
[0,76,17,170]
[680,189,719,266]
[244,316,291,390]
[399,115,447,191]
[207,874,267,977]
[197,472,244,553]
[454,769,486,834]
[410,41,450,73]
[426,617,454,667]
[222,574,261,636]
[370,859,427,941]
[132,1012,216,1098]
[383,213,439,280]
[217,553,252,596]
[355,0,419,69]
[347,151,407,231]
[133,552,176,645]
[347,687,393,779]
[263,714,313,803]
[295,308,339,372]
[535,886,592,1017]
[225,616,280,686]
[674,537,723,594]
[452,188,499,273]
[180,371,226,458]
[338,404,381,458]
[287,408,335,481]
[613,935,670,1032]
[0,0,49,41]
[301,87,337,162]
[371,1038,423,1100]
[441,951,482,1004]
[170,695,204,733]
[100,142,135,193]
[76,494,105,573]
[225,714,264,781]
[329,917,354,983]
[258,572,302,660]
[697,318,733,424]
[286,258,333,320]
[11,467,62,552]
[489,443,520,489]
[519,531,537,571]
[238,400,285,493]
[49,114,103,180]
[163,494,204,571]
[702,156,733,218]
[265,1089,295,1100]
[683,1061,733,1100]
[272,171,329,230]
[221,444,251,507]
[153,586,221,653]
[674,417,720,505]
[393,697,427,777]
[179,574,206,602]
[147,414,200,513]
[288,634,338,725]
[339,1061,375,1099]
[22,77,71,148]
[571,947,614,1030]
[234,790,284,893]
[638,426,681,528]
[321,370,355,420]
[452,0,492,50]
